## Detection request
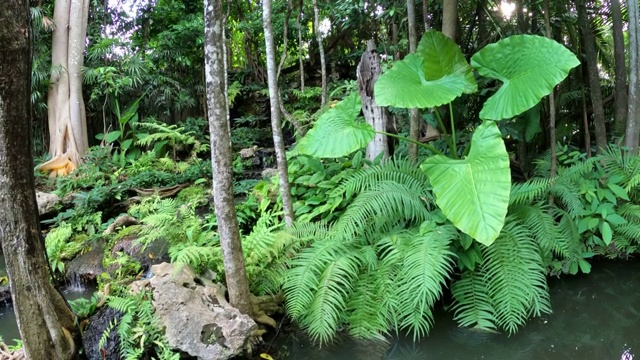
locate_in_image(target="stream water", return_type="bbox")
[1,257,639,359]
[0,255,96,345]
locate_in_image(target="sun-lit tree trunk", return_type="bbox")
[264,0,295,227]
[407,0,421,161]
[0,1,77,358]
[626,0,640,152]
[204,0,252,315]
[312,0,327,106]
[40,0,90,176]
[442,0,458,41]
[359,40,390,161]
[612,0,628,137]
[577,0,607,151]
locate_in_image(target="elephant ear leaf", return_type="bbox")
[471,35,580,121]
[421,121,511,246]
[375,30,477,109]
[294,93,374,158]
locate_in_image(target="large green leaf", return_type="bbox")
[421,121,511,245]
[471,35,580,120]
[375,31,476,109]
[295,93,374,158]
[416,31,477,95]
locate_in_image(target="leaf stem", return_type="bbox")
[377,131,443,156]
[449,102,458,159]
[435,106,457,158]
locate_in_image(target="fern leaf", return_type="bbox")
[451,271,497,331]
[394,225,456,340]
[481,219,550,334]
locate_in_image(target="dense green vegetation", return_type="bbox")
[2,0,640,358]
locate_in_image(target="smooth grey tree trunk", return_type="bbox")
[42,0,90,175]
[577,0,607,151]
[204,0,253,315]
[612,0,628,137]
[358,40,390,161]
[264,0,295,226]
[442,0,458,41]
[312,0,328,106]
[626,0,640,153]
[0,1,77,358]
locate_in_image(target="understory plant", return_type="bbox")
[282,30,584,342]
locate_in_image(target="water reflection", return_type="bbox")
[271,260,640,360]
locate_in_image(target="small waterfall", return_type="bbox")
[64,273,87,293]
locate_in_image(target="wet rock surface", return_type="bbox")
[65,241,105,283]
[82,307,123,360]
[110,236,169,274]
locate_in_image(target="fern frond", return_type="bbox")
[298,246,363,345]
[549,181,583,218]
[284,236,346,320]
[482,219,550,334]
[509,178,552,205]
[334,181,431,239]
[394,225,457,340]
[451,271,497,331]
[346,262,396,341]
[331,157,432,203]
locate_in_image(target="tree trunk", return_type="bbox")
[264,0,295,227]
[204,0,253,315]
[40,0,90,176]
[297,0,305,92]
[422,0,429,30]
[544,0,557,178]
[358,40,390,161]
[612,0,628,137]
[407,0,421,161]
[577,0,607,151]
[0,1,77,358]
[312,0,328,106]
[626,0,640,153]
[442,0,458,41]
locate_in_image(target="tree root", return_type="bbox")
[0,342,24,360]
[37,153,77,177]
[250,293,284,329]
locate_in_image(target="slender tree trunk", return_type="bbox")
[442,0,458,41]
[407,0,421,161]
[544,0,557,178]
[583,89,593,157]
[204,0,252,315]
[422,0,429,30]
[264,0,295,226]
[0,1,77,358]
[297,0,305,92]
[612,0,628,137]
[312,0,327,106]
[577,0,607,151]
[40,0,90,176]
[358,40,390,161]
[626,0,640,153]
